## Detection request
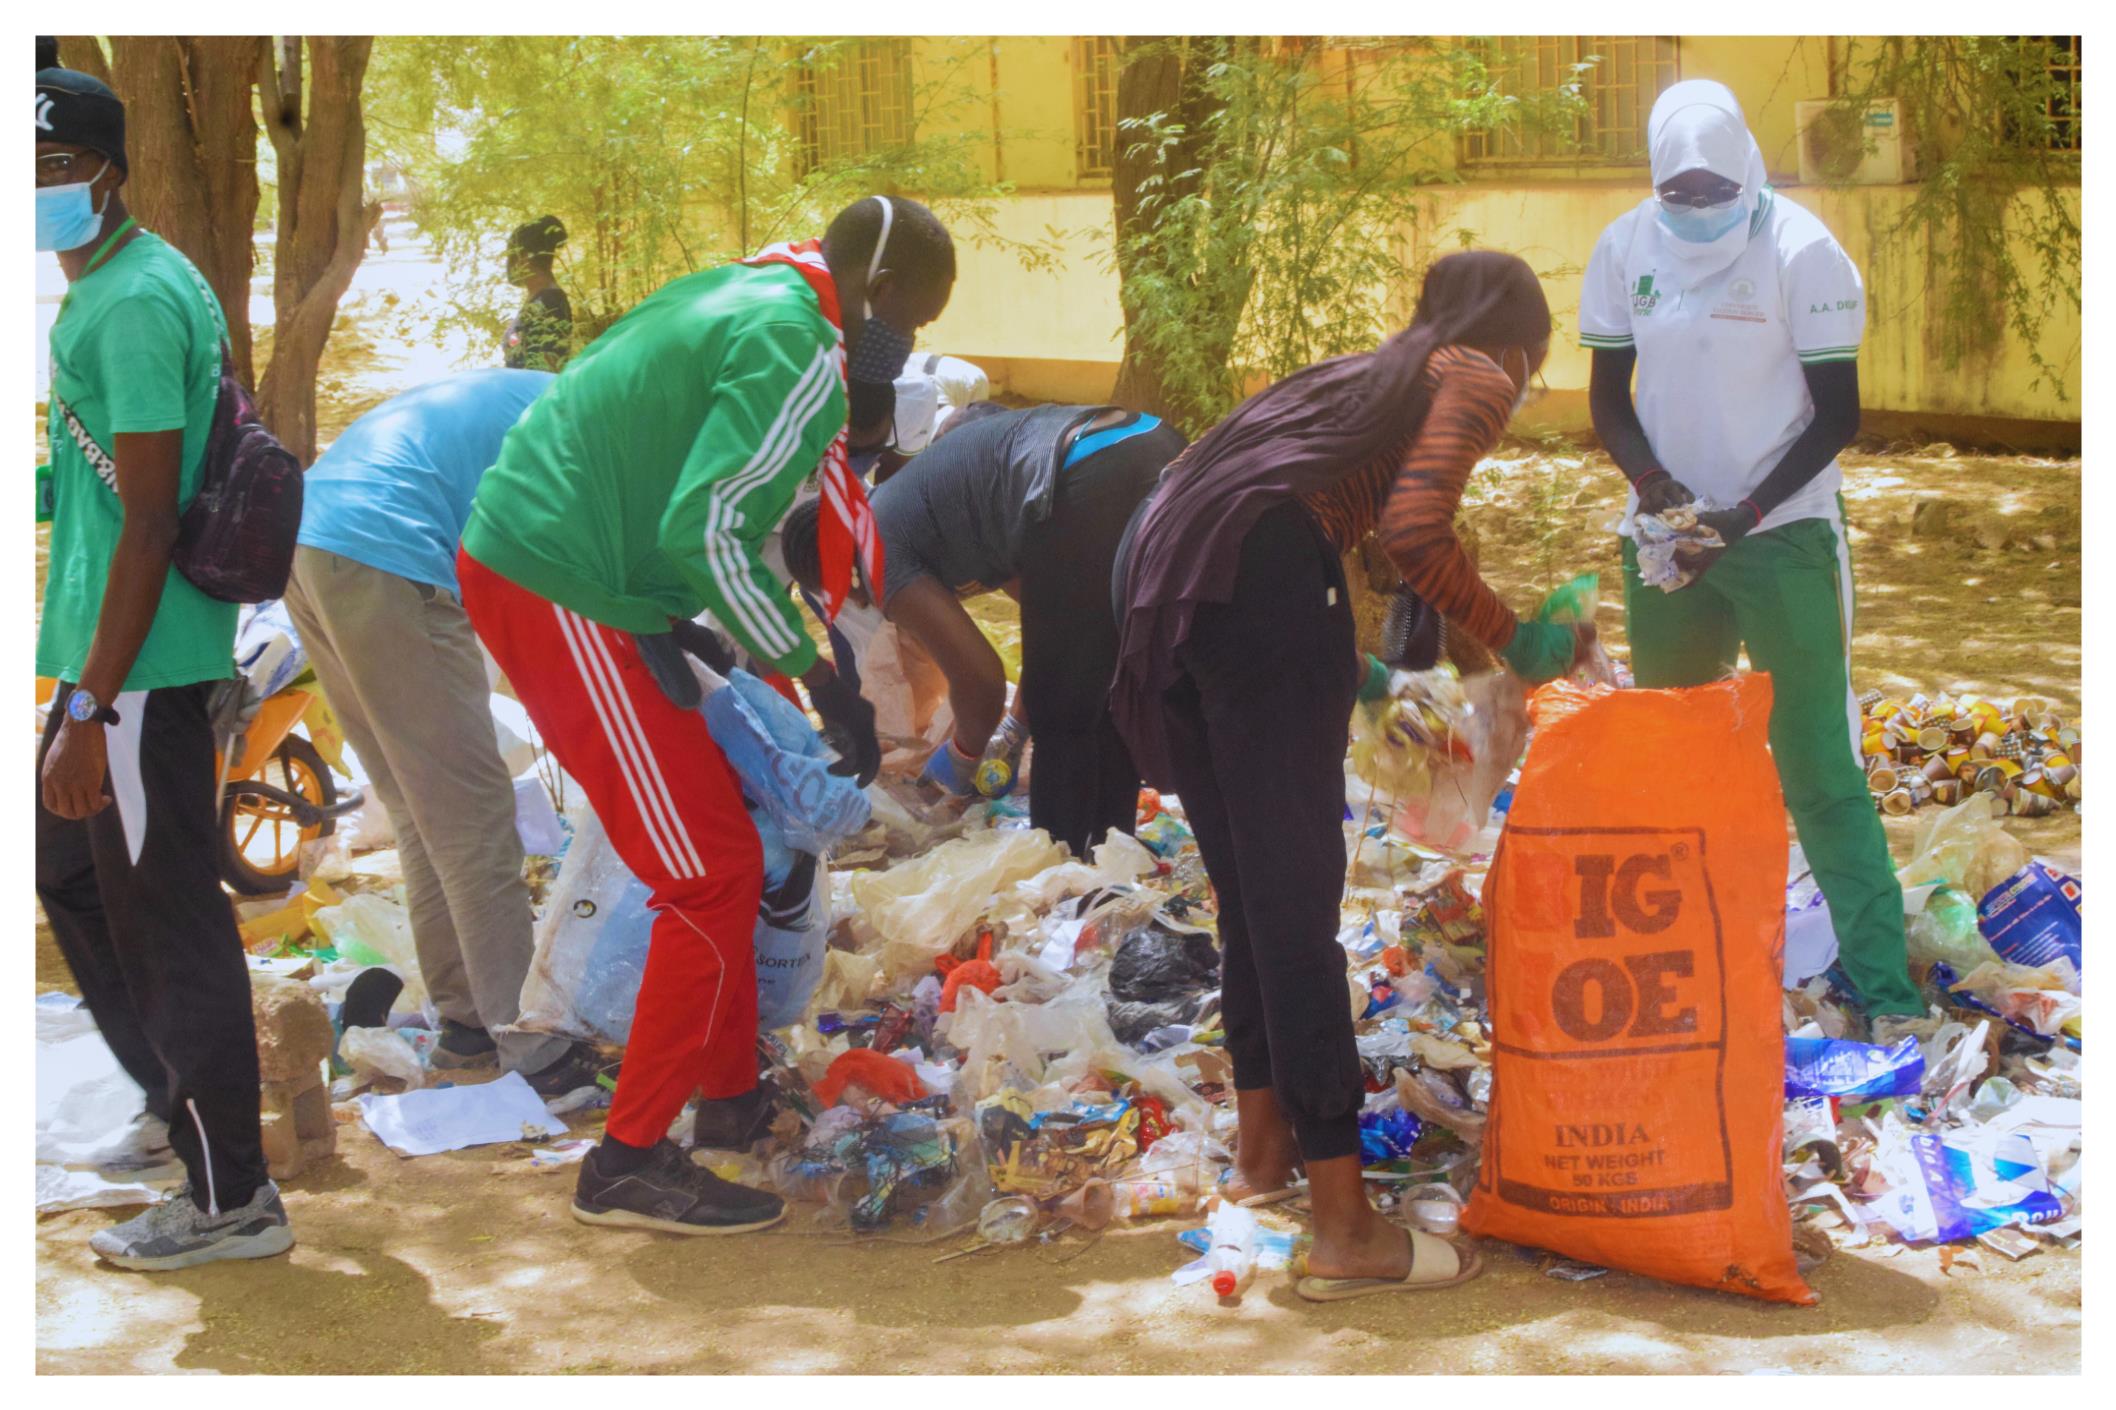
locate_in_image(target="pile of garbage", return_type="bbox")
[1859,689,2079,818]
[44,589,2080,1298]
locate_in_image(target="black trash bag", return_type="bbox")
[1105,923,1220,1044]
[1108,924,1221,1005]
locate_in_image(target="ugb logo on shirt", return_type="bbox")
[1631,274,1662,317]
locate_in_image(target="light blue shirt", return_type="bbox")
[298,369,553,592]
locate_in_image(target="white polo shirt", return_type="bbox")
[1580,191,1866,536]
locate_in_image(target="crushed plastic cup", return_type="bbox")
[976,1194,1040,1245]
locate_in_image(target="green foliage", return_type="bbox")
[363,36,1048,357]
[1110,37,1587,434]
[1828,37,2081,398]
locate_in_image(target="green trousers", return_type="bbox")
[1622,518,1924,1017]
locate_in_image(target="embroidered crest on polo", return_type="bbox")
[1630,273,1662,317]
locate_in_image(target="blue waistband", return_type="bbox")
[1063,413,1161,471]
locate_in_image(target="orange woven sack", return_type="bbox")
[1462,674,1814,1305]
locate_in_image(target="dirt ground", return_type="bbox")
[34,236,2081,1370]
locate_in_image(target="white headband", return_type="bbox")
[866,195,895,288]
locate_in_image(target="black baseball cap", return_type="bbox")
[37,64,128,174]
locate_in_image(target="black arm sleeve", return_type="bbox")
[1587,347,1668,486]
[1746,361,1860,516]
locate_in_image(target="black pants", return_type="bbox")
[1018,424,1183,856]
[35,682,268,1212]
[1158,502,1364,1162]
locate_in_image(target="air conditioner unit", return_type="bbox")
[1796,98,1912,185]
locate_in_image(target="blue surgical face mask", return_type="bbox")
[1656,197,1745,246]
[35,160,112,253]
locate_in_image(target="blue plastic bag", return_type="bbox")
[1977,862,2082,975]
[1783,1035,1925,1100]
[703,670,870,855]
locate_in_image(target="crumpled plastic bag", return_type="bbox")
[1104,923,1221,1045]
[703,668,872,855]
[1904,885,2003,971]
[1351,668,1527,853]
[1783,1034,1925,1100]
[339,1025,431,1089]
[1896,798,2031,901]
[850,827,1068,983]
[311,893,429,1010]
[1944,959,2083,1039]
[514,810,833,1042]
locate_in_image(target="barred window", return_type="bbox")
[797,39,915,171]
[1075,37,1123,180]
[2044,35,2081,152]
[1461,36,1681,165]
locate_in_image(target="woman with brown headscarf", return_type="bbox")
[1109,251,1587,1300]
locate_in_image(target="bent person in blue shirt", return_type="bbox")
[284,370,603,1093]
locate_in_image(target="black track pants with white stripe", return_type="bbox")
[36,681,268,1214]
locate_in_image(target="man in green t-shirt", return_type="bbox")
[34,66,293,1272]
[459,195,955,1236]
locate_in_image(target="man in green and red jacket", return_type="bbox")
[459,195,954,1237]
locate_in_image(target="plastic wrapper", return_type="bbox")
[1783,1034,1925,1100]
[848,827,1068,983]
[1531,572,1620,688]
[1350,668,1527,853]
[1976,862,2081,979]
[1630,505,1726,592]
[1896,797,2031,901]
[1864,1119,2071,1245]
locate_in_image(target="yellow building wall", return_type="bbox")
[905,35,2081,429]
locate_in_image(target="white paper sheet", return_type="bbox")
[359,1071,568,1157]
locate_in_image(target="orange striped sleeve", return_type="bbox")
[1377,347,1520,650]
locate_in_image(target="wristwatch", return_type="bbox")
[65,687,120,727]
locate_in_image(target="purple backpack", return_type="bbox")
[174,342,303,603]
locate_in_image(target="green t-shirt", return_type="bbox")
[462,260,845,677]
[38,231,235,691]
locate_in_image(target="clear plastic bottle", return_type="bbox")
[1204,1201,1260,1299]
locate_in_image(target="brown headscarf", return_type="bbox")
[1110,250,1551,787]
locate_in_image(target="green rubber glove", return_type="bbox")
[1357,653,1392,704]
[1499,620,1574,685]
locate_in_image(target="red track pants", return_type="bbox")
[458,548,763,1148]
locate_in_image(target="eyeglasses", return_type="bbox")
[35,152,98,184]
[1658,186,1744,212]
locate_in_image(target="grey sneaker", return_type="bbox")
[572,1139,784,1236]
[89,1180,294,1271]
[64,1111,175,1173]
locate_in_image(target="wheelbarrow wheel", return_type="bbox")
[220,734,337,896]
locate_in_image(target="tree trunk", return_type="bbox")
[257,37,380,464]
[67,37,265,385]
[1108,37,1225,433]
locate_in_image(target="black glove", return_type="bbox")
[667,618,737,676]
[635,632,702,711]
[1633,470,1697,517]
[807,667,880,787]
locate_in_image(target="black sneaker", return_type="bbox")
[522,1041,612,1098]
[432,1020,498,1071]
[89,1180,294,1271]
[572,1140,785,1236]
[689,1085,777,1152]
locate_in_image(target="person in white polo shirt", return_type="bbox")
[1581,78,1923,1029]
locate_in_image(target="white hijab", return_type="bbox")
[1645,80,1771,290]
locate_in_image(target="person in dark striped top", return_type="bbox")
[1109,251,1585,1302]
